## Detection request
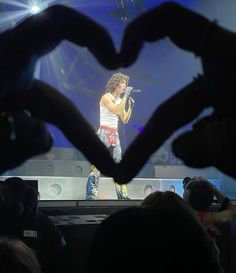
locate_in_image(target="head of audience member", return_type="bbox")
[0,237,41,273]
[0,177,38,218]
[141,190,195,217]
[86,206,221,273]
[183,177,214,211]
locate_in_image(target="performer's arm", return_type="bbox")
[101,94,128,115]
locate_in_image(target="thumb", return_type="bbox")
[172,128,212,168]
[172,117,236,177]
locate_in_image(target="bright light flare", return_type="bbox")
[30,4,40,14]
[28,1,48,15]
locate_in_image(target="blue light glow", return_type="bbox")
[28,0,48,14]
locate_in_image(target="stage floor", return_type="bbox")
[1,176,222,201]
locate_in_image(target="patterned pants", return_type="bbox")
[85,126,129,200]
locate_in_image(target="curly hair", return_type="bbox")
[105,73,129,93]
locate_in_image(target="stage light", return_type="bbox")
[109,0,129,22]
[30,4,40,14]
[109,0,144,22]
[28,0,48,15]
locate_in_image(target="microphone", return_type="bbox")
[130,88,142,93]
[125,86,142,93]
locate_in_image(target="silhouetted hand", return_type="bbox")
[0,5,119,176]
[116,2,236,183]
[0,110,52,174]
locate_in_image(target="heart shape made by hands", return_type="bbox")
[1,3,236,182]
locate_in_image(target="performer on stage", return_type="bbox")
[86,72,135,200]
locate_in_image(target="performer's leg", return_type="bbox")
[113,145,129,200]
[115,183,129,200]
[85,165,100,200]
[85,127,109,200]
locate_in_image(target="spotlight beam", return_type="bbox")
[0,0,27,8]
[0,10,29,31]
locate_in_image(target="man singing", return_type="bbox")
[86,72,135,200]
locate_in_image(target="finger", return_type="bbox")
[120,2,211,67]
[0,111,52,174]
[120,2,176,67]
[10,80,117,177]
[115,78,208,183]
[172,130,212,168]
[7,5,119,70]
[120,3,179,67]
[119,11,148,67]
[173,117,236,178]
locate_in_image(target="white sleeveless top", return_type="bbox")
[100,93,121,129]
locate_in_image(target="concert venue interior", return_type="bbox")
[1,1,236,273]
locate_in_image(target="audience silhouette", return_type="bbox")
[183,177,236,239]
[86,203,221,273]
[0,177,66,273]
[0,237,42,273]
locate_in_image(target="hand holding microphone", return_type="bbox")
[124,86,133,97]
[124,86,141,97]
